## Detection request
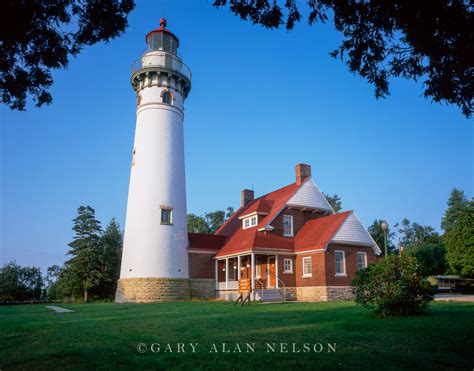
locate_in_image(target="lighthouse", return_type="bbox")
[116,19,192,302]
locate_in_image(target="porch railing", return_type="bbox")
[277,278,287,300]
[255,278,265,302]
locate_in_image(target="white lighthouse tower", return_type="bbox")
[116,19,192,302]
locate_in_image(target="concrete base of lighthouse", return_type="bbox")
[115,278,215,303]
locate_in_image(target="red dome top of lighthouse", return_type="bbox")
[146,18,175,40]
[145,18,180,54]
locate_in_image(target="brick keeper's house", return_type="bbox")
[187,164,381,302]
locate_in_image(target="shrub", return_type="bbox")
[352,254,434,316]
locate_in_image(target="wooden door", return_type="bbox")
[267,257,276,288]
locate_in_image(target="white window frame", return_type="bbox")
[335,250,346,276]
[283,258,293,273]
[302,257,312,277]
[357,252,367,270]
[283,215,294,237]
[243,215,258,229]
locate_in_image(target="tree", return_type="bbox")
[0,0,134,110]
[396,218,442,249]
[352,254,434,316]
[0,262,44,303]
[441,188,468,233]
[323,193,342,213]
[404,243,447,277]
[444,199,474,277]
[187,207,235,234]
[214,1,473,117]
[45,264,61,301]
[187,214,210,234]
[64,205,102,302]
[368,219,396,255]
[97,218,123,299]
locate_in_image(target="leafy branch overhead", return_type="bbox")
[0,0,134,110]
[214,0,473,117]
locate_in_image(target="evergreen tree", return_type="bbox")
[65,205,102,302]
[323,193,342,213]
[97,218,123,299]
[444,199,474,277]
[441,188,468,233]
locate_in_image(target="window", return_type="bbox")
[357,252,367,270]
[284,259,293,273]
[335,251,346,276]
[131,148,136,167]
[283,215,293,236]
[160,206,173,225]
[162,91,172,104]
[255,257,261,278]
[242,215,258,229]
[302,257,312,277]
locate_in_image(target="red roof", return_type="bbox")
[214,181,304,257]
[238,198,274,217]
[187,233,226,251]
[216,181,303,237]
[146,18,176,41]
[294,211,351,252]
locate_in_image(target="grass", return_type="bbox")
[1,301,473,370]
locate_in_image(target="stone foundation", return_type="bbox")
[296,286,354,301]
[283,287,297,301]
[115,278,216,303]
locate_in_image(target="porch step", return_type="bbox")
[255,289,286,302]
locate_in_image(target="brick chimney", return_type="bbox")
[241,189,254,207]
[295,163,311,185]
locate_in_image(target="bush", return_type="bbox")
[352,254,434,316]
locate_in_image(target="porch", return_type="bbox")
[215,253,291,301]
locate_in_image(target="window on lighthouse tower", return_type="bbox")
[160,205,173,225]
[162,91,172,105]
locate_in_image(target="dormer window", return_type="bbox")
[243,215,258,229]
[283,215,293,237]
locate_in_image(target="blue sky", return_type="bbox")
[1,0,473,271]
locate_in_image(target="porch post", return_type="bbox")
[215,259,218,290]
[251,253,255,292]
[225,258,229,290]
[275,254,279,289]
[237,256,241,280]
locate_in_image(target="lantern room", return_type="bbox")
[145,18,179,55]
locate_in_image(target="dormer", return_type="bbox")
[241,213,259,229]
[238,197,273,230]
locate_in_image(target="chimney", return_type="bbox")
[241,189,254,207]
[295,163,311,185]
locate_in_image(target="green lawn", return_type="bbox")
[1,301,473,370]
